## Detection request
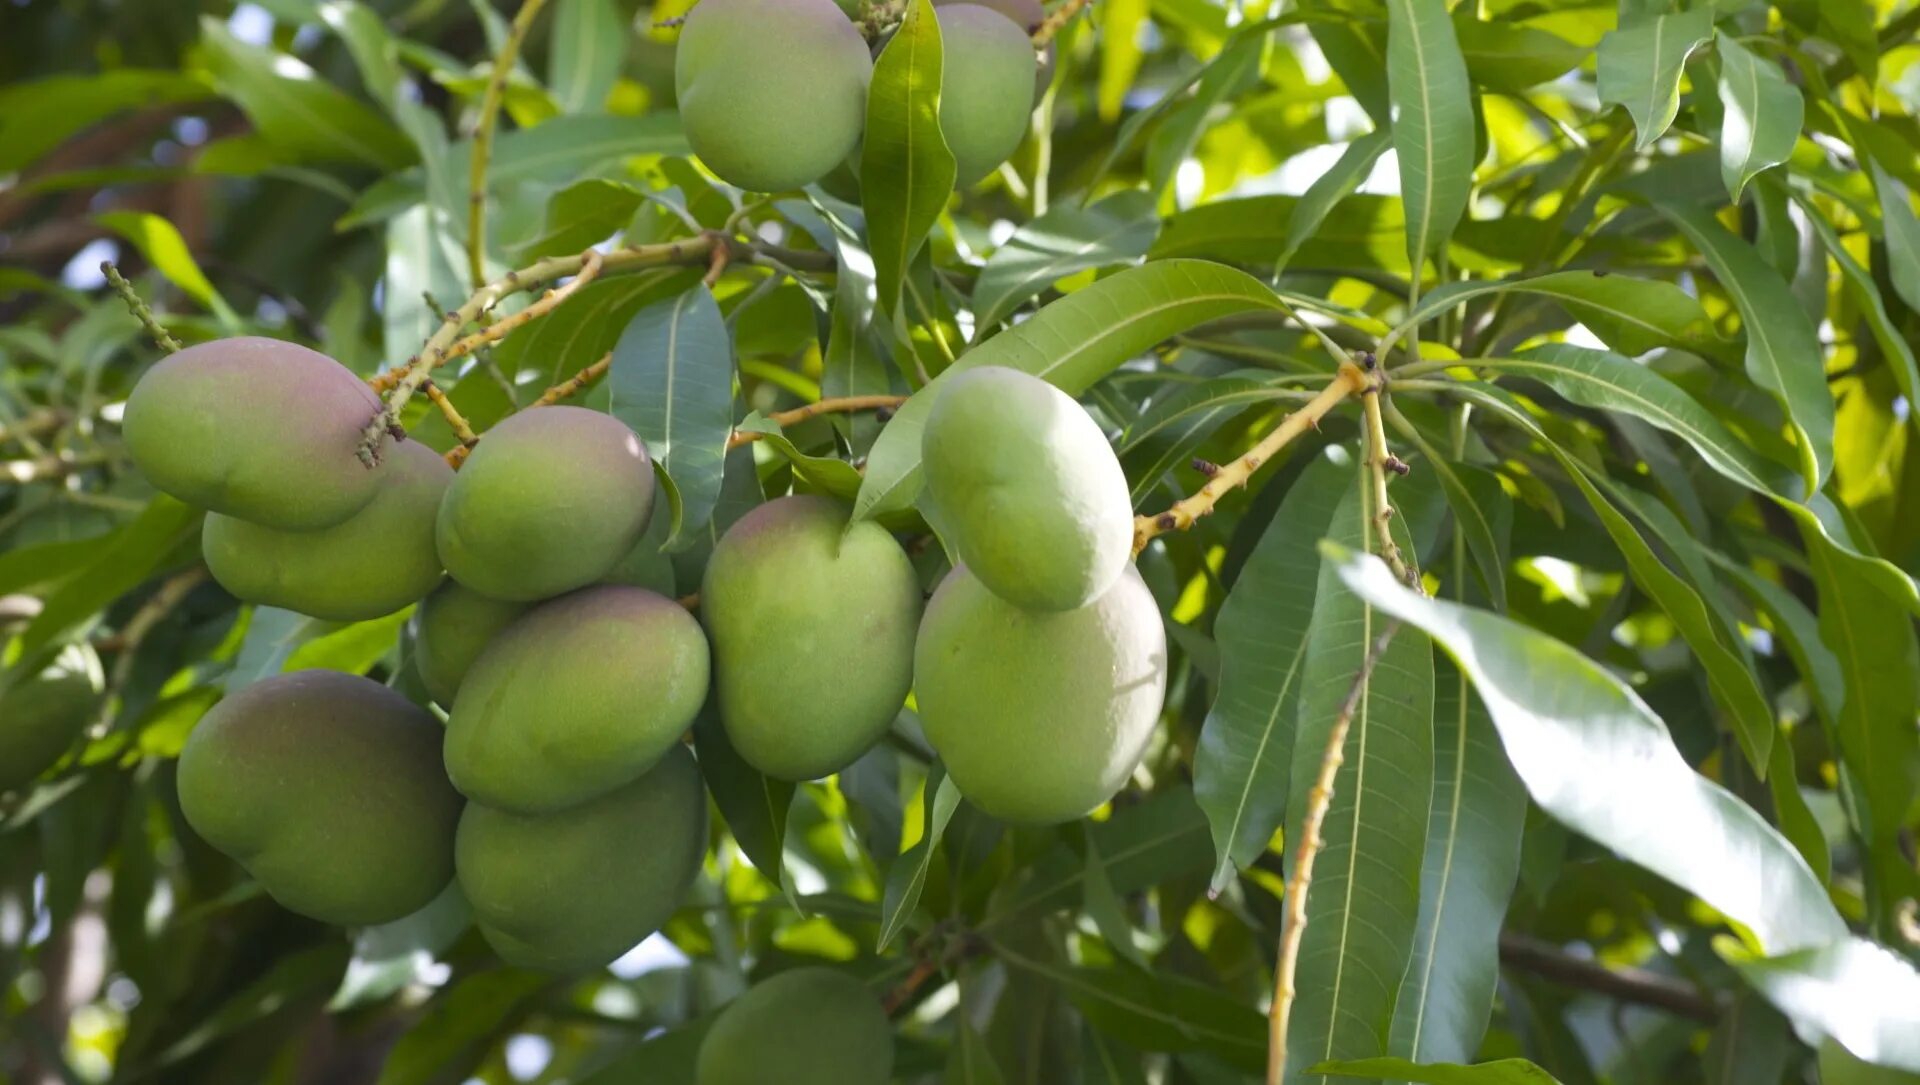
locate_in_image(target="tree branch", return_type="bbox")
[468,0,552,289]
[102,262,181,354]
[726,395,908,449]
[1498,933,1721,1024]
[1030,0,1089,47]
[1133,361,1371,554]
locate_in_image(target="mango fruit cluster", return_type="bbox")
[121,341,1163,1007]
[675,0,1046,191]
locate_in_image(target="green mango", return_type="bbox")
[701,496,921,780]
[936,4,1039,185]
[436,406,655,602]
[915,563,1166,824]
[203,439,450,621]
[696,966,894,1085]
[921,366,1132,611]
[123,336,388,530]
[445,586,709,813]
[0,646,102,793]
[456,745,707,972]
[675,0,872,192]
[409,581,532,708]
[935,0,1053,93]
[176,670,461,925]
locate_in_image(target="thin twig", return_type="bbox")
[101,262,181,354]
[1497,934,1720,1023]
[0,409,70,450]
[726,395,908,449]
[468,0,552,289]
[1267,622,1402,1085]
[421,380,479,469]
[532,353,613,408]
[2,453,109,484]
[1133,362,1371,554]
[1360,379,1417,588]
[91,565,209,737]
[1030,0,1089,48]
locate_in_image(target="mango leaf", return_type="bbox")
[549,0,624,113]
[607,285,734,550]
[1401,272,1726,361]
[194,16,412,169]
[877,768,961,951]
[1705,996,1795,1085]
[1326,545,1847,953]
[693,707,798,910]
[229,607,329,690]
[983,787,1209,928]
[0,69,213,174]
[862,0,955,314]
[95,212,240,328]
[375,968,553,1085]
[1387,0,1475,267]
[1714,34,1802,201]
[22,497,201,653]
[1596,8,1713,150]
[946,1018,1009,1085]
[1454,17,1586,92]
[1194,452,1348,892]
[1722,937,1920,1073]
[1657,201,1833,494]
[1383,414,1508,611]
[1282,461,1434,1085]
[383,202,470,367]
[1388,656,1525,1065]
[994,944,1266,1071]
[1798,197,1920,411]
[852,260,1286,522]
[1872,161,1920,316]
[971,191,1160,333]
[1275,128,1392,275]
[495,268,702,383]
[1311,1057,1564,1084]
[735,416,866,502]
[1461,344,1784,496]
[1081,829,1148,968]
[1096,0,1149,123]
[1142,30,1262,202]
[516,178,647,261]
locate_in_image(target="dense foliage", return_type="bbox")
[3,0,1920,1083]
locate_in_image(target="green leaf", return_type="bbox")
[1081,828,1148,968]
[229,607,329,690]
[1714,34,1802,201]
[984,787,1209,927]
[375,968,553,1085]
[946,1018,1009,1085]
[1462,345,1783,497]
[1705,995,1795,1085]
[1096,0,1149,123]
[735,415,866,502]
[1596,8,1713,150]
[495,268,702,383]
[853,260,1287,522]
[1389,660,1526,1066]
[877,768,960,951]
[994,944,1267,1071]
[1325,544,1847,953]
[1193,451,1348,892]
[1871,161,1920,316]
[1311,1057,1565,1084]
[1454,17,1586,93]
[1722,937,1920,1073]
[194,15,413,169]
[1283,459,1434,1085]
[516,178,647,261]
[549,0,624,113]
[693,707,798,909]
[1656,202,1834,494]
[972,191,1160,333]
[607,285,734,551]
[22,497,201,653]
[0,69,213,174]
[1386,0,1475,267]
[382,202,470,367]
[1403,272,1727,361]
[1275,128,1392,275]
[1386,416,1508,611]
[96,211,240,329]
[1798,197,1920,411]
[862,0,955,315]
[1142,31,1262,202]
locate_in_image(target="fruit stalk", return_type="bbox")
[725,395,909,448]
[1360,379,1417,589]
[1029,0,1088,47]
[101,261,181,355]
[468,0,553,290]
[1132,361,1372,554]
[1265,621,1401,1085]
[423,380,480,468]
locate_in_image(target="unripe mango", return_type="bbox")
[445,586,708,813]
[935,0,1052,94]
[456,745,707,972]
[675,0,873,192]
[409,581,532,707]
[436,406,654,601]
[176,671,461,925]
[0,647,102,793]
[936,5,1039,185]
[123,336,386,530]
[921,366,1132,611]
[914,563,1166,824]
[202,439,450,622]
[700,496,921,780]
[696,966,894,1085]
